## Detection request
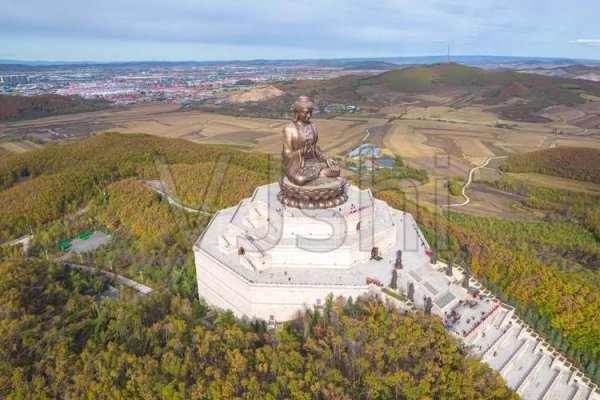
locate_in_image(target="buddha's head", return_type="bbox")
[292,95,314,123]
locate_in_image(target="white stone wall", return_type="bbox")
[194,183,426,321]
[195,248,368,321]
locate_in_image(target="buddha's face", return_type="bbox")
[296,107,312,123]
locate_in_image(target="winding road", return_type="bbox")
[361,127,370,143]
[140,180,213,215]
[442,156,509,208]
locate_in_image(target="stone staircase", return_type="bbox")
[504,341,542,389]
[518,355,558,400]
[498,338,527,372]
[482,325,523,369]
[439,261,600,400]
[573,385,592,400]
[468,305,599,400]
[542,371,578,400]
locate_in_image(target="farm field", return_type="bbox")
[0,103,388,157]
[377,98,600,214]
[540,100,600,129]
[555,138,600,149]
[1,92,599,221]
[506,172,600,195]
[0,140,42,153]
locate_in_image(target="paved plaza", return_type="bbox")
[70,231,110,254]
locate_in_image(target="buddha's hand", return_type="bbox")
[326,158,338,171]
[304,141,312,154]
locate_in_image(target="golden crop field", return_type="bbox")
[507,172,600,195]
[2,99,599,220]
[374,99,600,215]
[556,138,600,149]
[497,132,548,147]
[0,103,386,157]
[541,106,586,122]
[454,138,495,157]
[0,140,41,154]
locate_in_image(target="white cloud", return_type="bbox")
[574,39,600,47]
[1,0,599,60]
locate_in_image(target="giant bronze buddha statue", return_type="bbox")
[282,96,340,185]
[278,96,347,209]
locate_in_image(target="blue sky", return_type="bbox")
[1,0,599,61]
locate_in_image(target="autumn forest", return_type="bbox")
[1,133,599,398]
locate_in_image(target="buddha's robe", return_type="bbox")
[282,121,340,186]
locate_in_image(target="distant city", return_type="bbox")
[1,55,599,106]
[0,62,361,105]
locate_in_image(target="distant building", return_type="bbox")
[0,75,29,85]
[324,103,360,114]
[347,144,382,159]
[348,143,372,158]
[375,157,394,168]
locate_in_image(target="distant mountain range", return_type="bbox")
[249,63,600,123]
[3,61,600,126]
[1,55,599,68]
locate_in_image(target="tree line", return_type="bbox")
[0,133,272,241]
[501,147,600,184]
[0,259,517,399]
[0,94,110,121]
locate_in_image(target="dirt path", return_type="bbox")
[443,156,509,208]
[63,262,153,295]
[361,127,370,143]
[2,234,32,250]
[140,180,214,215]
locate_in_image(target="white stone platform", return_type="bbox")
[193,182,599,400]
[194,183,430,321]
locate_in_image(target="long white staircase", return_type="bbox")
[467,305,599,400]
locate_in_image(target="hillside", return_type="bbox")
[0,259,516,398]
[0,94,110,121]
[364,62,511,91]
[502,147,600,183]
[1,134,599,392]
[0,133,271,241]
[364,63,600,97]
[0,134,520,398]
[361,63,600,121]
[228,85,284,103]
[226,63,600,122]
[197,74,366,118]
